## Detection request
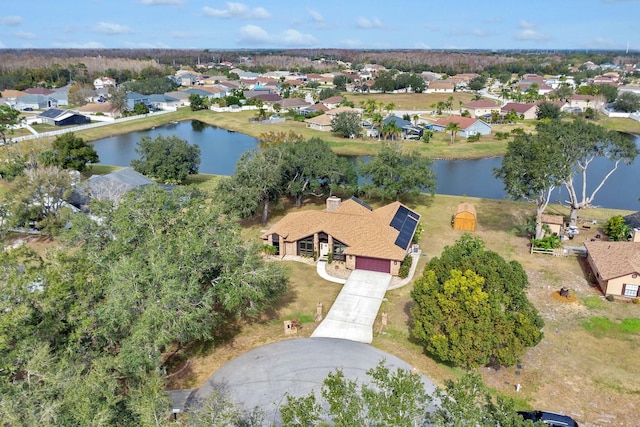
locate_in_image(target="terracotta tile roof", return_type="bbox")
[585,241,640,280]
[262,199,420,261]
[326,106,359,116]
[307,103,329,112]
[433,115,479,130]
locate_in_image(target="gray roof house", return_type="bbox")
[126,92,151,110]
[15,94,57,110]
[38,108,90,126]
[70,167,155,210]
[148,94,180,111]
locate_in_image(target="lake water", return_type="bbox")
[91,120,640,211]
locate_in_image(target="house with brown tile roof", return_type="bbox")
[280,97,311,112]
[304,113,333,131]
[567,94,601,112]
[541,214,564,236]
[461,100,500,118]
[262,196,420,275]
[584,241,640,298]
[500,102,539,120]
[431,115,492,137]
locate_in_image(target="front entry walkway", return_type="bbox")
[311,269,391,343]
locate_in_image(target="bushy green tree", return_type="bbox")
[131,135,201,183]
[0,105,23,145]
[604,215,632,241]
[0,186,288,426]
[331,111,362,138]
[360,142,436,202]
[411,234,544,368]
[39,132,99,172]
[132,101,149,115]
[613,92,640,113]
[535,101,561,120]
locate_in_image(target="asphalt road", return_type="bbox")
[193,337,438,425]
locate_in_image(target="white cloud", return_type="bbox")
[589,37,615,48]
[356,17,384,29]
[237,25,316,47]
[414,41,431,49]
[1,15,22,26]
[14,31,36,40]
[53,41,105,48]
[515,20,548,41]
[123,40,171,48]
[95,22,133,35]
[203,2,270,19]
[518,20,537,30]
[141,0,183,4]
[0,40,6,48]
[308,9,324,23]
[238,25,270,43]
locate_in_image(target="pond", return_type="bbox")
[91,120,640,211]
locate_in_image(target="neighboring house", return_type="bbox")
[431,115,492,137]
[164,91,192,106]
[279,97,311,113]
[38,108,91,126]
[618,85,640,96]
[93,77,117,90]
[304,114,333,131]
[261,196,420,275]
[126,92,151,110]
[147,94,180,111]
[24,87,55,95]
[197,86,227,99]
[461,100,500,118]
[302,103,330,115]
[76,102,119,118]
[321,96,344,109]
[15,94,57,110]
[49,87,70,107]
[584,241,640,298]
[70,167,155,210]
[426,81,454,93]
[380,115,422,139]
[253,93,283,106]
[568,94,599,112]
[243,89,275,99]
[500,102,539,120]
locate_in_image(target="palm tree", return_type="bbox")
[371,112,384,140]
[385,102,396,116]
[382,119,401,141]
[445,122,461,144]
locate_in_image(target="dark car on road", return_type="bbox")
[518,410,579,427]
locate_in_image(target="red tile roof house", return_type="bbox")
[431,115,492,137]
[584,241,640,298]
[500,102,539,120]
[261,196,421,275]
[461,100,500,118]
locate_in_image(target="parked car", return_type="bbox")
[518,410,579,427]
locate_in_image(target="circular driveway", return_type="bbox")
[193,337,437,424]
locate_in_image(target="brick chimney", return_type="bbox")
[326,196,341,212]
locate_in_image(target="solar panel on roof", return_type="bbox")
[394,216,418,249]
[390,205,410,230]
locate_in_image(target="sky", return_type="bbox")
[0,0,638,51]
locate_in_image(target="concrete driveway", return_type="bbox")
[194,338,437,425]
[311,269,391,343]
